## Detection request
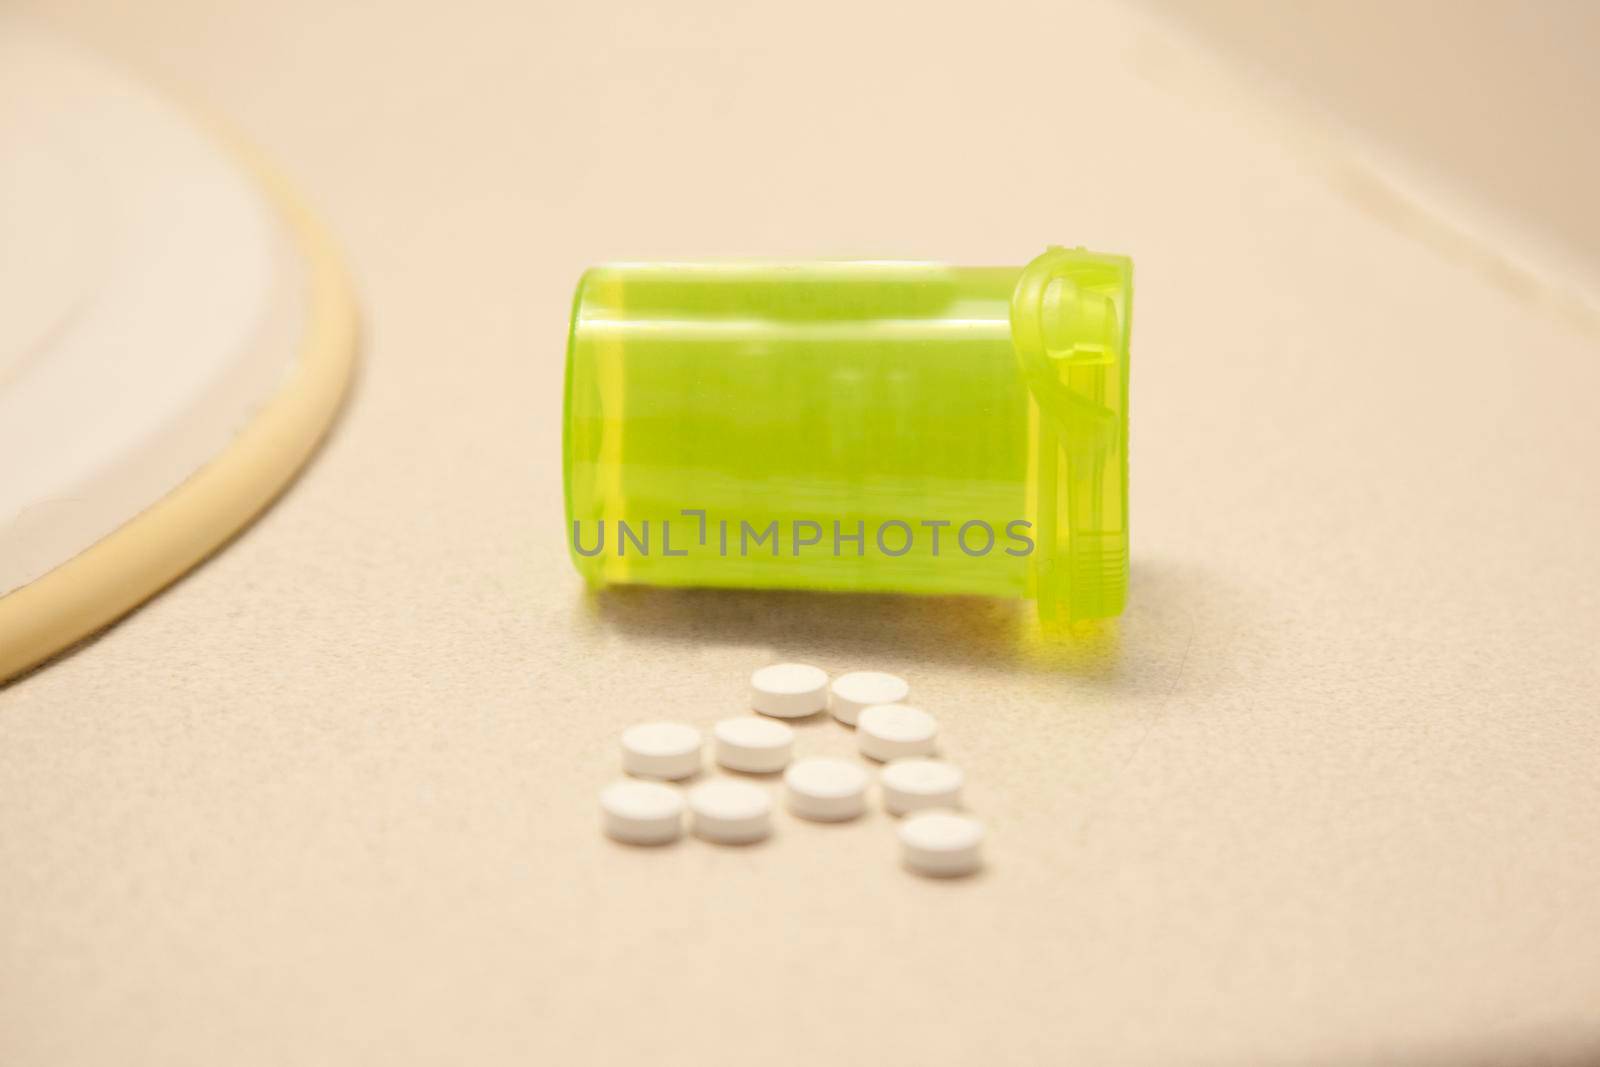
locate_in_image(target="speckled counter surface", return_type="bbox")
[2,2,1597,1064]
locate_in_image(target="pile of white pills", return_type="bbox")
[598,662,985,877]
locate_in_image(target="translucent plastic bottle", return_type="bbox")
[563,246,1131,623]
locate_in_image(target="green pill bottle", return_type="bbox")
[563,246,1131,624]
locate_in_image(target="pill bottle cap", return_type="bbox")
[1011,247,1131,624]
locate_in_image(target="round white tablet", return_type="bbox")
[621,722,703,780]
[857,704,938,762]
[750,662,830,718]
[899,810,984,877]
[783,757,870,822]
[600,780,684,845]
[829,670,909,726]
[880,758,964,815]
[713,716,795,773]
[687,779,773,844]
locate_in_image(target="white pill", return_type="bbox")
[829,670,909,726]
[857,704,938,762]
[783,757,870,821]
[899,810,984,877]
[621,722,703,780]
[713,716,795,773]
[880,758,964,815]
[600,779,684,845]
[688,779,773,844]
[750,662,830,718]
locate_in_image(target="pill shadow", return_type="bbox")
[689,829,779,851]
[900,862,992,886]
[581,558,1233,694]
[715,765,790,781]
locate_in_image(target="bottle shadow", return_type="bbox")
[579,558,1232,696]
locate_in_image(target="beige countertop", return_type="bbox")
[2,2,1597,1064]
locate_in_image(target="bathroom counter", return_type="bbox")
[2,2,1597,1064]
